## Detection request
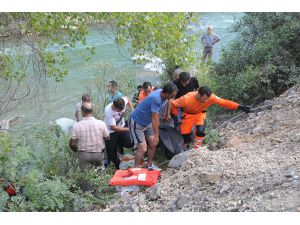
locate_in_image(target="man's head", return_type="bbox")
[198,86,212,103]
[108,80,118,94]
[112,97,125,112]
[142,82,152,96]
[207,25,213,34]
[81,93,91,103]
[81,102,93,117]
[161,82,178,100]
[179,72,191,87]
[137,85,143,93]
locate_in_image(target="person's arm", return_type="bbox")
[70,125,78,151]
[193,77,200,91]
[212,95,240,110]
[201,35,205,46]
[212,33,221,45]
[125,96,134,112]
[163,100,172,122]
[110,125,129,132]
[102,124,110,141]
[171,95,187,109]
[75,111,79,122]
[69,138,78,152]
[150,99,162,145]
[152,112,160,145]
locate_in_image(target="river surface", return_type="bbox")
[0,13,242,131]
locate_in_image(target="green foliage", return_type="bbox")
[0,125,116,212]
[213,13,300,104]
[1,12,199,115]
[85,61,136,120]
[83,13,199,78]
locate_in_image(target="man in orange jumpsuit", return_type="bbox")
[171,86,251,148]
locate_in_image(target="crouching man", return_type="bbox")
[129,82,178,170]
[171,86,251,148]
[104,97,134,169]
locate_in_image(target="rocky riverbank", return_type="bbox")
[102,86,300,212]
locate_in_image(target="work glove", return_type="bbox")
[238,104,251,113]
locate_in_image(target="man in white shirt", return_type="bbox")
[104,96,134,169]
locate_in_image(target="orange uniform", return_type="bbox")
[138,87,154,103]
[171,91,239,146]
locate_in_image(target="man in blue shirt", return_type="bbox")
[107,80,124,102]
[128,82,178,170]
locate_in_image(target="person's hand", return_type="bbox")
[238,105,251,113]
[153,134,159,146]
[163,115,171,122]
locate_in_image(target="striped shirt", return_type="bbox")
[71,117,109,152]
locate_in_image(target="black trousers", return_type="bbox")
[105,130,134,169]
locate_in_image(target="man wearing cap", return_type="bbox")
[104,96,134,169]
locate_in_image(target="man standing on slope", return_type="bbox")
[129,82,178,170]
[171,86,251,148]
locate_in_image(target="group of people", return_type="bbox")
[67,25,249,191]
[69,70,251,176]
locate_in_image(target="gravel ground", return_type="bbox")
[102,86,300,212]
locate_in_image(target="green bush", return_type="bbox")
[0,125,116,212]
[213,13,300,105]
[85,61,136,120]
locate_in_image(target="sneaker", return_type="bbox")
[147,164,162,171]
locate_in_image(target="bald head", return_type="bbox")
[81,102,93,116]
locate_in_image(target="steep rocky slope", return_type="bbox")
[104,86,300,212]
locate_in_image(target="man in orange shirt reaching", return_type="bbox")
[171,86,251,148]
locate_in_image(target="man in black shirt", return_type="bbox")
[173,72,200,99]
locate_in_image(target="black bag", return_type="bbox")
[158,123,186,159]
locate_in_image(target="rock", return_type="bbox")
[220,185,230,194]
[201,172,222,184]
[168,151,190,168]
[176,194,190,209]
[226,135,242,148]
[148,186,161,201]
[131,204,139,212]
[102,208,111,212]
[138,195,146,205]
[105,87,300,212]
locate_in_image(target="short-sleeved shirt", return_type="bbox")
[173,77,200,99]
[108,91,123,103]
[104,97,128,133]
[131,89,165,127]
[71,117,109,152]
[201,33,221,48]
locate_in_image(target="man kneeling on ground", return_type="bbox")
[104,96,134,169]
[129,82,178,170]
